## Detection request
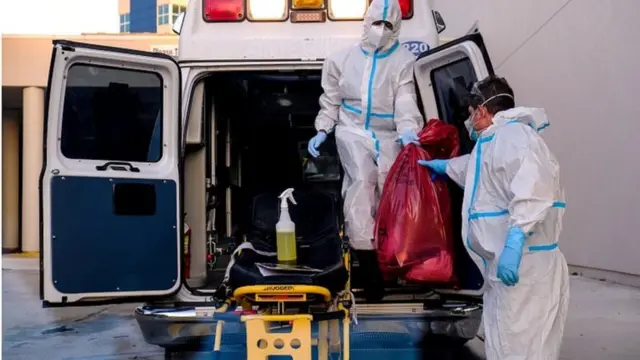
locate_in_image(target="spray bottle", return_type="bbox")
[276,188,297,265]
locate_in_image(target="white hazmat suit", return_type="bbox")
[446,107,569,359]
[314,0,423,250]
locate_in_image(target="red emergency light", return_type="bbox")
[398,0,413,19]
[367,0,413,19]
[203,0,245,22]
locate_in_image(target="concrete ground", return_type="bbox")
[2,257,640,360]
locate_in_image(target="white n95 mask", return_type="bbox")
[368,24,392,49]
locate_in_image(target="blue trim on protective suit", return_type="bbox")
[469,209,509,220]
[364,40,380,162]
[465,134,496,268]
[537,121,550,132]
[342,100,362,115]
[371,131,380,161]
[469,201,566,221]
[506,119,551,133]
[528,243,558,252]
[360,41,400,58]
[372,112,394,119]
[382,0,389,21]
[342,100,393,119]
[364,54,378,131]
[479,134,496,143]
[377,41,399,58]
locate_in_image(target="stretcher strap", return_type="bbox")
[222,241,276,285]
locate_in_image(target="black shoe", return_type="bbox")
[354,249,385,302]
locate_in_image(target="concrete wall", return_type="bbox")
[432,0,640,277]
[130,0,158,33]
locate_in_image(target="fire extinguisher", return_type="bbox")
[184,216,191,279]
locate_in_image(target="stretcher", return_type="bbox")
[211,246,354,360]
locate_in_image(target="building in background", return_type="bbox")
[119,0,187,34]
[3,2,186,257]
[4,0,639,288]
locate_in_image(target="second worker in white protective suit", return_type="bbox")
[419,76,569,359]
[307,0,424,300]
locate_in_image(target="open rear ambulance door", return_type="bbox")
[413,33,495,297]
[40,41,182,306]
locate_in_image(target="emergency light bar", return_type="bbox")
[247,0,288,21]
[327,0,367,20]
[203,0,412,23]
[293,0,324,9]
[398,0,413,19]
[203,0,245,21]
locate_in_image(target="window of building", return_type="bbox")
[158,4,170,25]
[172,5,186,23]
[119,12,130,33]
[60,64,164,163]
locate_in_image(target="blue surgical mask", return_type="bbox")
[464,117,479,141]
[464,92,514,141]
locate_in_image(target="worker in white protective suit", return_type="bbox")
[419,76,569,360]
[307,0,424,300]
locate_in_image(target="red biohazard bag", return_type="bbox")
[374,119,460,283]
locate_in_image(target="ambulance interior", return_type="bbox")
[183,67,484,299]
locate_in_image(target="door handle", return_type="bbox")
[95,161,140,173]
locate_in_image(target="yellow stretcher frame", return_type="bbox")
[212,244,353,360]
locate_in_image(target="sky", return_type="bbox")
[1,0,120,35]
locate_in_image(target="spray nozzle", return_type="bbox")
[279,188,297,208]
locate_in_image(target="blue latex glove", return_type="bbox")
[497,227,526,286]
[307,131,327,158]
[417,159,448,174]
[399,129,420,146]
[418,159,448,181]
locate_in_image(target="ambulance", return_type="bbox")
[40,0,496,356]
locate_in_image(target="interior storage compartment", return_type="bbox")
[183,70,483,298]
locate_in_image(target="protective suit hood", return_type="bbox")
[361,0,402,52]
[491,107,551,133]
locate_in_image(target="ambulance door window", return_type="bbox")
[430,58,477,154]
[60,64,163,163]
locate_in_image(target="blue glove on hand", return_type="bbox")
[497,227,526,286]
[307,132,327,158]
[417,159,448,175]
[399,130,420,146]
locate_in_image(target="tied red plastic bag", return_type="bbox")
[374,119,460,283]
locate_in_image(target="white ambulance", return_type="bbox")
[40,0,495,356]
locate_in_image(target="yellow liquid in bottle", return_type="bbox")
[276,231,297,266]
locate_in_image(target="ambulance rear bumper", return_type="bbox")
[134,302,482,349]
